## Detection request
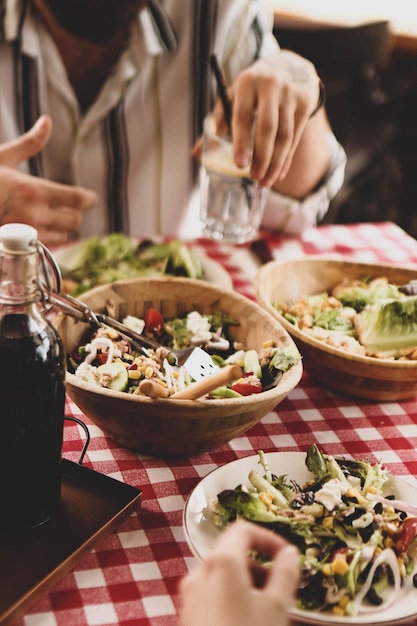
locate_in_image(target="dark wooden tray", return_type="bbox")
[0,458,142,626]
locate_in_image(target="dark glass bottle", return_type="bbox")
[0,224,66,531]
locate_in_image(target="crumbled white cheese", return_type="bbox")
[75,362,98,384]
[315,479,348,511]
[186,311,212,344]
[122,315,145,335]
[347,475,361,490]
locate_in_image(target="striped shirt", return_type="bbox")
[0,0,346,238]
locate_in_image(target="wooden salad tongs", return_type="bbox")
[48,289,223,382]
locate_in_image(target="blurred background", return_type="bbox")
[270,0,417,238]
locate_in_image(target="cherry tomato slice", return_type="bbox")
[396,517,417,553]
[144,308,164,334]
[230,379,262,396]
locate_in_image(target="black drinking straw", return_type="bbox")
[209,54,232,131]
[209,53,253,209]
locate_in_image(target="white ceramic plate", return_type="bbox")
[51,238,233,290]
[183,451,417,626]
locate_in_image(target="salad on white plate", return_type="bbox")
[184,446,417,625]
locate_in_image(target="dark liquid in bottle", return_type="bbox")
[0,313,66,531]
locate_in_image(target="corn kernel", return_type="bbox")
[332,558,349,576]
[365,485,378,495]
[332,606,345,616]
[144,366,154,378]
[262,340,275,349]
[384,536,394,549]
[385,522,399,536]
[260,491,271,506]
[322,564,333,576]
[322,516,334,529]
[128,369,141,380]
[338,595,350,609]
[260,491,275,509]
[105,328,119,339]
[345,487,366,505]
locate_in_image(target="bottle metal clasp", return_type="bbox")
[35,240,101,326]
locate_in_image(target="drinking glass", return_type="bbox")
[199,115,267,244]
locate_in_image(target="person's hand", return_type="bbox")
[0,115,98,246]
[224,50,323,188]
[178,520,300,626]
[192,50,331,200]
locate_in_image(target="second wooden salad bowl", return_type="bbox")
[254,257,417,401]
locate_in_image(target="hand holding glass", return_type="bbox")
[200,115,267,244]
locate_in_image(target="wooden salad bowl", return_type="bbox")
[254,257,417,401]
[53,276,302,457]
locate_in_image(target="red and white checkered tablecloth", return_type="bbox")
[15,222,417,626]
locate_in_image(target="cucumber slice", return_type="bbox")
[208,386,242,399]
[97,362,129,392]
[243,349,262,379]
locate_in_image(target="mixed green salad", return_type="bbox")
[68,307,301,398]
[60,234,204,295]
[209,444,417,616]
[275,276,417,359]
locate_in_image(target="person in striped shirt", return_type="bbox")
[0,0,346,246]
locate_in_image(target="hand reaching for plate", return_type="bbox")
[178,520,300,626]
